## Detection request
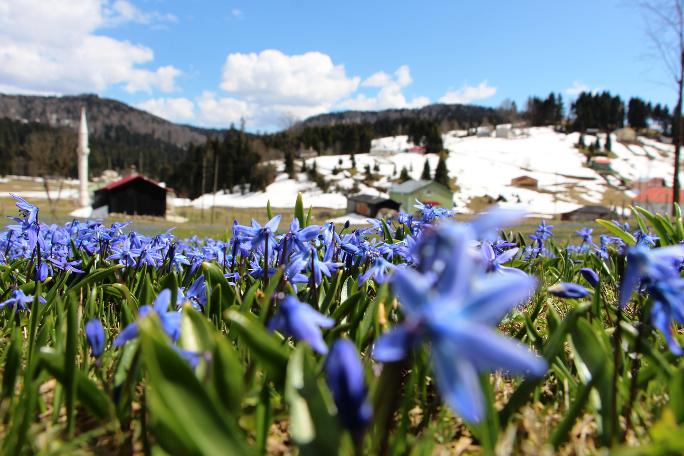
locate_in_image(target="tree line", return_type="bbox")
[0,89,674,199]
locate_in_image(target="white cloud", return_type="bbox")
[220,49,360,106]
[339,65,430,111]
[565,81,601,96]
[231,8,243,19]
[103,0,177,27]
[136,97,195,122]
[439,81,497,104]
[139,53,433,130]
[0,0,181,95]
[196,91,252,127]
[362,71,392,88]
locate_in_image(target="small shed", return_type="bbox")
[346,195,400,218]
[476,125,493,137]
[93,174,167,217]
[495,124,513,139]
[561,205,615,222]
[389,179,453,211]
[589,156,612,173]
[510,175,538,189]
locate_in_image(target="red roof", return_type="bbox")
[633,186,683,203]
[97,174,168,192]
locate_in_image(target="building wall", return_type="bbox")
[390,182,453,211]
[99,180,166,216]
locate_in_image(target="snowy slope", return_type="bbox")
[179,127,674,216]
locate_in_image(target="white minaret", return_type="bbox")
[78,107,90,207]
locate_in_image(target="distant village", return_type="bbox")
[64,103,673,224]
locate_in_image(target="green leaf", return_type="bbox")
[68,264,123,293]
[633,206,674,245]
[202,261,239,308]
[669,367,684,424]
[139,318,250,455]
[65,292,79,436]
[225,309,289,381]
[570,318,614,446]
[267,200,273,220]
[285,345,340,455]
[38,348,113,422]
[1,329,20,400]
[180,304,215,353]
[295,192,305,227]
[381,219,394,243]
[500,303,590,426]
[211,336,244,415]
[305,205,313,227]
[596,219,636,247]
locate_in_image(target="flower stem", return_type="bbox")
[624,304,649,436]
[611,304,622,443]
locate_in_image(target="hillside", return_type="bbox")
[179,127,672,217]
[0,93,209,147]
[298,103,504,129]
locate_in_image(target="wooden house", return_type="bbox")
[346,195,400,218]
[510,175,538,189]
[561,205,615,222]
[389,179,453,211]
[92,174,167,217]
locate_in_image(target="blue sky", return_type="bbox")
[0,0,676,131]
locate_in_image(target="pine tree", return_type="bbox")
[399,166,410,183]
[434,154,450,187]
[350,153,356,169]
[284,150,295,178]
[594,137,601,151]
[301,160,307,173]
[421,159,431,180]
[605,132,612,152]
[578,134,586,149]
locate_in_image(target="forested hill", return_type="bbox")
[297,103,504,130]
[0,93,211,147]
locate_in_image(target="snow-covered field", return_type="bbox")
[175,126,673,216]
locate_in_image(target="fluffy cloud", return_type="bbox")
[138,58,434,129]
[339,65,430,111]
[195,92,253,127]
[221,49,360,107]
[136,97,195,123]
[0,0,181,94]
[439,81,497,104]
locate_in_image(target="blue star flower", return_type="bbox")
[619,245,684,309]
[325,339,372,432]
[0,289,43,312]
[268,295,333,354]
[85,318,106,358]
[372,223,547,423]
[113,289,181,347]
[548,282,589,299]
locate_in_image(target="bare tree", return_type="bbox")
[638,0,684,214]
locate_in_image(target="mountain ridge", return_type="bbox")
[0,93,214,147]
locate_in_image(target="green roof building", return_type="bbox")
[389,179,453,211]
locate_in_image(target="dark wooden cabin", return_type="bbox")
[93,174,167,217]
[561,205,615,222]
[346,195,400,218]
